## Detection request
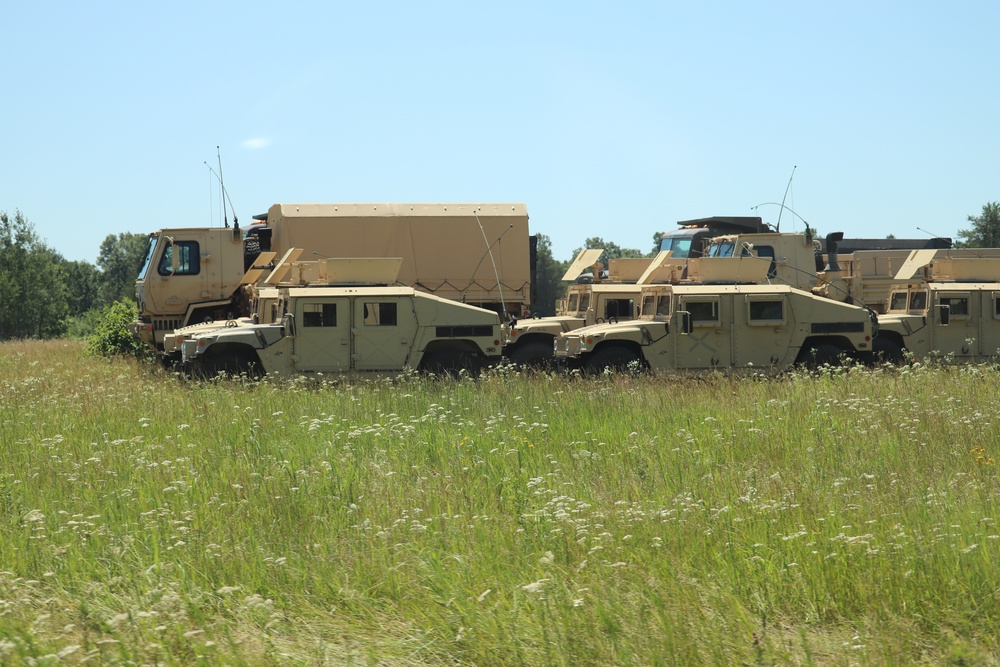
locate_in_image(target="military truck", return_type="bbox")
[133,202,532,351]
[504,248,682,365]
[659,216,775,259]
[868,252,1000,363]
[173,256,504,379]
[555,244,877,374]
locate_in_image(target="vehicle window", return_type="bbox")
[157,241,200,276]
[889,292,908,311]
[749,300,784,322]
[303,303,337,327]
[578,293,591,312]
[567,293,579,313]
[656,295,672,317]
[909,291,927,311]
[751,246,777,277]
[363,302,397,326]
[641,294,657,316]
[137,237,157,280]
[604,299,633,319]
[686,300,718,323]
[711,241,736,258]
[939,296,969,316]
[660,237,693,259]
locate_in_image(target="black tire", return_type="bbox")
[199,350,262,379]
[799,343,846,369]
[421,349,482,378]
[507,340,554,368]
[584,346,642,375]
[872,336,905,365]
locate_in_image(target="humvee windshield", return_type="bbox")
[641,294,656,316]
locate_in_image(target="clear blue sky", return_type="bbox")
[3,1,998,264]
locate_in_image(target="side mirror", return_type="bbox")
[283,313,296,337]
[938,304,950,326]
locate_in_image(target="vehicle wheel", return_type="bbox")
[584,346,642,375]
[422,349,482,378]
[200,350,262,379]
[507,340,554,368]
[800,343,845,369]
[872,336,905,365]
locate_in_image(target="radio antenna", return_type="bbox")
[472,212,510,320]
[777,165,796,232]
[204,146,238,230]
[751,201,810,229]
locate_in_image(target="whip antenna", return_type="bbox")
[473,212,510,320]
[204,147,239,230]
[777,165,796,232]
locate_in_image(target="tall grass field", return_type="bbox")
[1,340,999,666]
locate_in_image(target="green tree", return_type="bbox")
[0,210,70,339]
[957,201,1000,248]
[651,231,666,256]
[97,232,149,306]
[62,259,101,316]
[529,234,568,317]
[571,237,645,270]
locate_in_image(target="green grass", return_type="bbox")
[1,340,999,665]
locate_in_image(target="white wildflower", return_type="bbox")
[521,579,549,594]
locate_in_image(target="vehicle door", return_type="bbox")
[931,291,976,360]
[980,291,1000,360]
[292,297,352,372]
[672,295,732,369]
[354,297,419,370]
[733,294,793,368]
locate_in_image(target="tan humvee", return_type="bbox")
[873,254,1000,363]
[555,254,876,374]
[504,249,684,365]
[175,257,504,378]
[133,203,531,351]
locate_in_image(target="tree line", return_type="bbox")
[0,210,148,340]
[4,202,999,339]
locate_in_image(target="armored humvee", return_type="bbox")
[504,249,683,365]
[872,254,1000,363]
[173,257,504,378]
[555,252,877,374]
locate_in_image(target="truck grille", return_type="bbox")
[154,318,183,333]
[436,325,495,338]
[811,322,865,334]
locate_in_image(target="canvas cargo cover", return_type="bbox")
[261,203,530,302]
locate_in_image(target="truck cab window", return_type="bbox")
[686,300,718,324]
[909,291,927,311]
[604,299,633,319]
[157,241,200,276]
[641,295,657,316]
[749,300,784,322]
[303,303,337,327]
[889,292,908,311]
[363,302,398,326]
[939,296,969,316]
